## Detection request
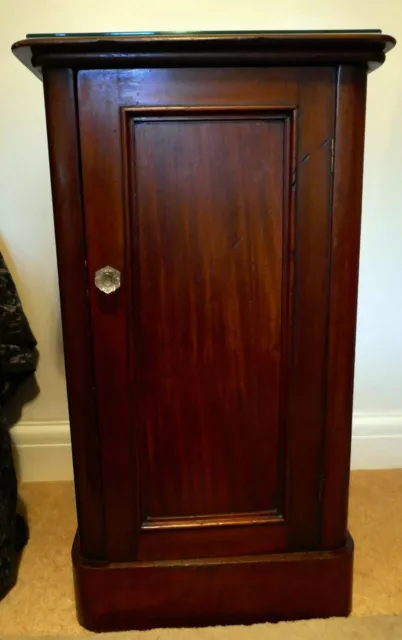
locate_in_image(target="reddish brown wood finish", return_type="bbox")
[77,68,335,563]
[73,533,354,631]
[12,31,395,78]
[78,79,138,562]
[321,66,368,549]
[132,115,285,521]
[43,68,105,560]
[287,71,335,550]
[12,30,395,632]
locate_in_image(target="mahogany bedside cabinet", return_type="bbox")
[12,30,395,631]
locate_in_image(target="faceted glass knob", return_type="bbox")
[95,266,121,294]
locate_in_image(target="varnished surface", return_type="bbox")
[12,31,395,79]
[73,533,353,631]
[43,69,105,560]
[78,79,137,562]
[131,116,285,521]
[321,66,368,549]
[25,31,392,627]
[287,69,335,549]
[78,67,335,562]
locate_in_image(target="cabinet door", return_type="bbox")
[78,67,335,562]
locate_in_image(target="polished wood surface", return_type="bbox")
[78,67,335,562]
[12,31,395,78]
[321,66,368,549]
[73,533,354,631]
[43,68,105,560]
[12,28,395,631]
[132,116,284,520]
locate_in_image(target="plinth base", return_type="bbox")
[72,533,353,631]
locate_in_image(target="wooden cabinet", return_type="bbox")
[13,30,395,631]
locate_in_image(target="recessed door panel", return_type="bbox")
[130,116,286,523]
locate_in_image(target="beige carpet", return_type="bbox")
[98,616,402,638]
[2,616,401,639]
[0,470,401,636]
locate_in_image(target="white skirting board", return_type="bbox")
[11,421,73,483]
[9,415,402,483]
[351,414,402,471]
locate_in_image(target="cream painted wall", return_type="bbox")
[1,1,401,428]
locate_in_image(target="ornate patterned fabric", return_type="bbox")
[0,251,36,598]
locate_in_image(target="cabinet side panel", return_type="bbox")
[287,68,336,549]
[43,68,106,559]
[321,66,367,549]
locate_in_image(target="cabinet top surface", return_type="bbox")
[12,30,395,79]
[24,29,384,38]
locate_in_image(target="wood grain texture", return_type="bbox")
[81,67,300,109]
[137,521,287,562]
[73,532,354,631]
[286,68,336,549]
[79,70,299,562]
[78,68,336,562]
[78,73,297,560]
[78,74,138,562]
[12,31,395,78]
[30,39,389,626]
[130,115,285,522]
[321,66,368,549]
[42,68,106,560]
